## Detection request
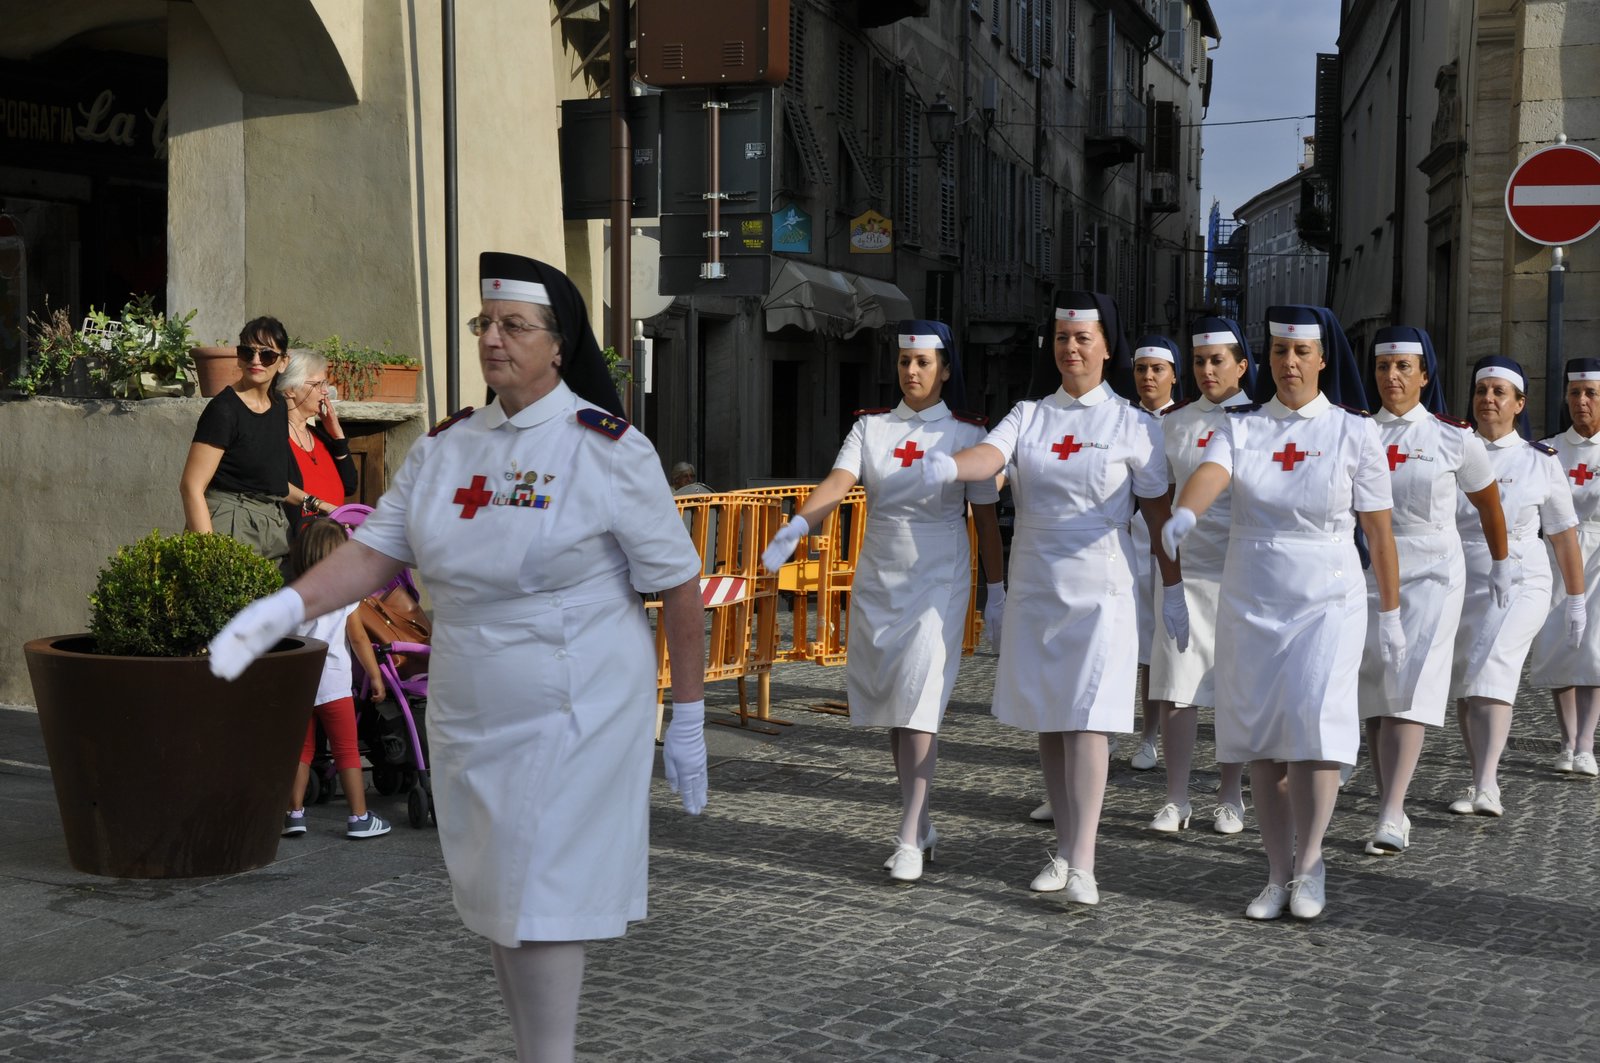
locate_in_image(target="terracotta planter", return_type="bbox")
[368,363,421,403]
[192,345,240,397]
[24,634,326,878]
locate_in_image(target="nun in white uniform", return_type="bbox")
[208,252,709,1063]
[1356,327,1508,857]
[1450,355,1586,818]
[1164,305,1403,922]
[925,290,1189,907]
[1144,318,1255,836]
[762,320,1002,883]
[1529,357,1600,778]
[1128,335,1183,771]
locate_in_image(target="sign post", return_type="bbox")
[1504,136,1600,435]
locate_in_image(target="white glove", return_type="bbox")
[1567,593,1587,649]
[207,587,306,680]
[921,449,958,487]
[1378,607,1407,678]
[1489,556,1515,609]
[983,582,1005,650]
[1160,506,1197,561]
[760,514,809,573]
[662,699,708,815]
[1162,582,1190,652]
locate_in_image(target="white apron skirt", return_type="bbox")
[1148,552,1226,708]
[846,516,971,731]
[1529,524,1600,687]
[1451,536,1551,704]
[428,582,656,946]
[1132,511,1155,665]
[1358,525,1465,725]
[993,518,1137,733]
[1215,530,1366,764]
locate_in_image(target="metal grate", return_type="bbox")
[663,43,684,70]
[722,40,745,68]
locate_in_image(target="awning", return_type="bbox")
[849,275,914,335]
[763,260,858,338]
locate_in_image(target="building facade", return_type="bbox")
[1234,140,1330,353]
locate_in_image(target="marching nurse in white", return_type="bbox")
[925,290,1189,907]
[1356,327,1508,857]
[1164,305,1403,922]
[1531,358,1600,778]
[1145,318,1254,836]
[208,252,708,1063]
[1450,354,1586,819]
[1128,335,1182,771]
[761,320,1002,883]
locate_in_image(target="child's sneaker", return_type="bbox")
[346,811,392,839]
[282,809,308,837]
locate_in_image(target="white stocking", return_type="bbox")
[490,940,586,1063]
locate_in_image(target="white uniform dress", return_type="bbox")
[1356,406,1493,724]
[1208,393,1391,764]
[1131,397,1175,666]
[1531,427,1600,685]
[353,381,701,946]
[835,401,998,730]
[1451,432,1576,703]
[980,382,1168,732]
[1148,391,1255,707]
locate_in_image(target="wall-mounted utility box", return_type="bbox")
[637,0,790,87]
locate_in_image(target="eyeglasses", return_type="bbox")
[303,379,329,390]
[466,316,557,339]
[237,345,285,366]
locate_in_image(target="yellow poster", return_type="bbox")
[848,209,893,254]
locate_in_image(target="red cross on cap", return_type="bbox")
[492,279,502,289]
[909,335,920,344]
[1389,343,1399,350]
[1287,324,1297,333]
[1066,309,1078,317]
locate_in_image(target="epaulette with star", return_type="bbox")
[1161,398,1195,416]
[853,407,892,417]
[1530,440,1558,456]
[1226,403,1263,414]
[1434,412,1472,430]
[428,407,475,436]
[577,408,629,440]
[952,410,989,427]
[1335,403,1372,417]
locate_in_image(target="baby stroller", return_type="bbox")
[317,503,437,829]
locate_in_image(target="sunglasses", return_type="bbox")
[237,345,285,366]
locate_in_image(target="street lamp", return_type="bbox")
[925,93,957,150]
[1078,232,1096,289]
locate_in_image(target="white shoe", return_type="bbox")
[1338,763,1355,788]
[1064,868,1100,905]
[1472,786,1504,817]
[1555,748,1576,773]
[887,842,923,882]
[1244,883,1289,921]
[1447,785,1477,815]
[1365,814,1412,855]
[1148,801,1192,833]
[883,824,938,869]
[1211,801,1245,835]
[1288,866,1326,920]
[1574,752,1599,778]
[1130,739,1159,770]
[1029,854,1072,892]
[1028,799,1054,822]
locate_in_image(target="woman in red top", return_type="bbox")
[279,348,358,547]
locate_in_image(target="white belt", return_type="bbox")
[1231,528,1350,545]
[434,572,636,625]
[1392,521,1450,537]
[1016,515,1122,532]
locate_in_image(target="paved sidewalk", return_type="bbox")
[3,650,1598,1061]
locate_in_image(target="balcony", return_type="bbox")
[1146,171,1178,214]
[1087,89,1146,166]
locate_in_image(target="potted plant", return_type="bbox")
[192,338,241,398]
[23,532,327,878]
[316,334,422,402]
[11,296,198,399]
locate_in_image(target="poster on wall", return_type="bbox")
[848,209,892,254]
[772,203,811,254]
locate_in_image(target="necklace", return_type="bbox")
[290,422,318,463]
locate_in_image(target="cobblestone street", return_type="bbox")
[3,648,1598,1061]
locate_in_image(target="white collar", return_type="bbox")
[893,400,950,422]
[1483,430,1524,449]
[1374,402,1430,424]
[1141,397,1176,414]
[1563,425,1600,446]
[1194,390,1252,413]
[478,380,575,431]
[1265,392,1331,420]
[1049,382,1113,409]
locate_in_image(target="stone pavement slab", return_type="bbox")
[3,649,1599,1061]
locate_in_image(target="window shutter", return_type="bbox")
[900,89,923,240]
[1042,0,1054,67]
[836,41,884,201]
[1065,0,1079,85]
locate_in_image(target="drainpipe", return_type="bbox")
[442,0,459,412]
[1390,0,1410,326]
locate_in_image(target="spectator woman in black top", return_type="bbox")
[179,317,334,564]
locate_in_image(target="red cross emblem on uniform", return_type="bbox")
[1197,431,1214,448]
[893,440,925,467]
[1387,444,1408,472]
[1572,463,1594,486]
[453,475,494,518]
[492,279,502,290]
[1273,443,1307,471]
[1052,434,1084,460]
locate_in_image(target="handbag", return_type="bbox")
[358,584,432,678]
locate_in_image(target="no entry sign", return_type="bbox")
[1505,142,1600,246]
